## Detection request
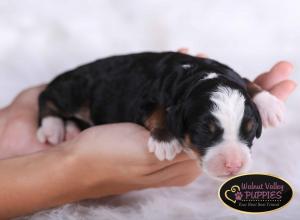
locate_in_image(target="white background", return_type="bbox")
[0,0,299,219]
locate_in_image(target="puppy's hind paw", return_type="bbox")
[148,137,182,161]
[253,91,285,128]
[37,116,65,145]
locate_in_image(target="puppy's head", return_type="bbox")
[168,74,262,180]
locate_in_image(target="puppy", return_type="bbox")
[37,52,284,180]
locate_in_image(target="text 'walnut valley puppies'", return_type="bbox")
[36,52,284,180]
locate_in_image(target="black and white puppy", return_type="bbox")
[37,52,284,180]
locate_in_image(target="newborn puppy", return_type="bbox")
[37,52,284,180]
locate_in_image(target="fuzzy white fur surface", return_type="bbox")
[253,91,285,128]
[37,116,65,145]
[148,137,182,161]
[0,0,299,219]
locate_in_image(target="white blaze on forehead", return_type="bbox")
[202,72,218,80]
[210,86,245,141]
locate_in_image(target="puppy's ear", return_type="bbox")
[249,100,262,138]
[166,105,185,138]
[255,117,262,138]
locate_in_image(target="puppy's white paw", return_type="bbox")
[148,137,182,161]
[253,91,285,128]
[37,116,65,145]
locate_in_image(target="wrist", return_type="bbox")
[61,140,113,199]
[33,144,89,206]
[0,143,91,219]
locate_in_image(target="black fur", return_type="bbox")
[38,51,262,154]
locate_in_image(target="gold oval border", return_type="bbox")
[218,173,294,214]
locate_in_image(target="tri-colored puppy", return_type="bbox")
[37,52,284,180]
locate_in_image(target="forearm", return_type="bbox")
[0,145,87,219]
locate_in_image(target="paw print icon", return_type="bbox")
[235,192,243,201]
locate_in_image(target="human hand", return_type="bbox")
[253,61,296,101]
[0,88,200,219]
[0,85,49,159]
[0,86,200,196]
[63,123,200,198]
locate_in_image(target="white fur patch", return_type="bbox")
[37,116,65,145]
[148,137,182,161]
[182,63,192,69]
[201,86,249,179]
[203,142,252,181]
[210,86,245,141]
[202,72,218,80]
[252,91,285,128]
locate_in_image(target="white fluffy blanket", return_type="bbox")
[0,1,299,219]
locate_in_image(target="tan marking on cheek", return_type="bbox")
[42,100,61,116]
[46,100,58,111]
[244,79,263,98]
[144,106,166,131]
[75,104,93,124]
[183,134,192,147]
[245,119,254,132]
[208,122,216,134]
[183,134,202,159]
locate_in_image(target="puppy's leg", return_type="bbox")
[145,106,182,161]
[244,78,285,127]
[37,116,65,145]
[37,94,66,145]
[37,89,90,144]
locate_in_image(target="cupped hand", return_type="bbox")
[0,86,200,193]
[65,123,200,198]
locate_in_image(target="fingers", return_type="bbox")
[177,48,189,54]
[154,171,200,188]
[177,48,207,58]
[269,80,297,101]
[146,151,196,170]
[254,61,294,90]
[146,159,201,187]
[196,53,207,58]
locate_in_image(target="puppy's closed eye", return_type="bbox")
[208,122,216,134]
[243,119,255,133]
[205,120,223,140]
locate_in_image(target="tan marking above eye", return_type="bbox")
[208,122,216,133]
[144,106,166,131]
[244,119,254,132]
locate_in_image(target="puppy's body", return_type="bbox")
[39,52,245,125]
[37,51,284,179]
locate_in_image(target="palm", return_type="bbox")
[0,86,48,159]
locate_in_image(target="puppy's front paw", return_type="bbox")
[253,91,285,128]
[37,116,65,145]
[148,137,182,161]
